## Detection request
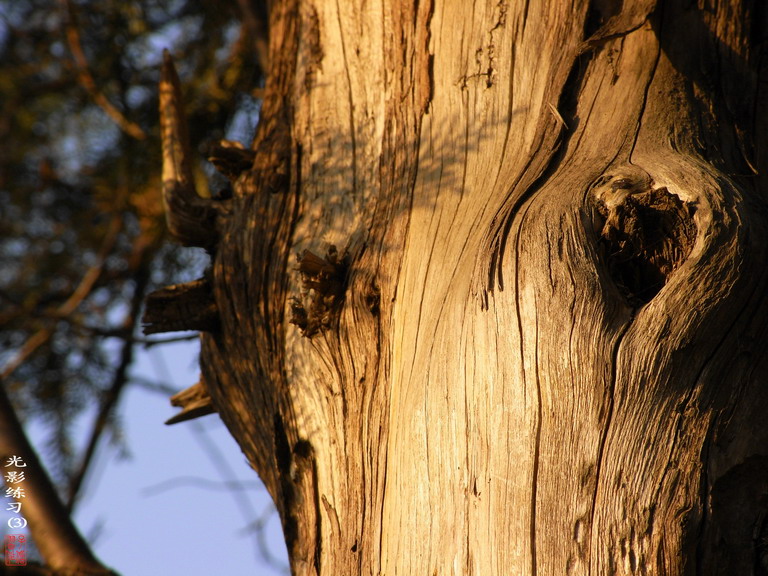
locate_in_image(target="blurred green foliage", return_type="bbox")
[0,0,263,488]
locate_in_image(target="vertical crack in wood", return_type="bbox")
[274,413,299,553]
[487,28,594,298]
[291,440,322,576]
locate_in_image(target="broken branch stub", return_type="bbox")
[165,379,215,425]
[290,246,349,337]
[142,277,219,334]
[160,49,222,248]
[206,140,257,181]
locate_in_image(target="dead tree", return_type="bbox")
[152,1,768,574]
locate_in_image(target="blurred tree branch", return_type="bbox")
[59,0,146,140]
[0,215,122,382]
[66,249,151,510]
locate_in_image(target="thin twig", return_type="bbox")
[139,334,200,347]
[59,0,146,140]
[247,502,291,574]
[66,255,151,510]
[0,327,54,382]
[69,319,198,346]
[129,376,179,397]
[142,476,265,497]
[28,311,199,346]
[185,418,293,572]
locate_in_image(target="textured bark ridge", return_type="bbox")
[156,0,768,574]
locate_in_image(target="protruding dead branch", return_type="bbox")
[160,50,223,248]
[207,140,256,181]
[142,277,219,334]
[165,379,216,425]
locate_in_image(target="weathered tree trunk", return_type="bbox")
[159,0,768,573]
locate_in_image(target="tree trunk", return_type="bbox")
[165,0,768,573]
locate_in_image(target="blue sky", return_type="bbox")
[55,339,289,575]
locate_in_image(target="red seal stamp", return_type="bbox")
[4,534,27,566]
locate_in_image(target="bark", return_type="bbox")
[160,0,768,574]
